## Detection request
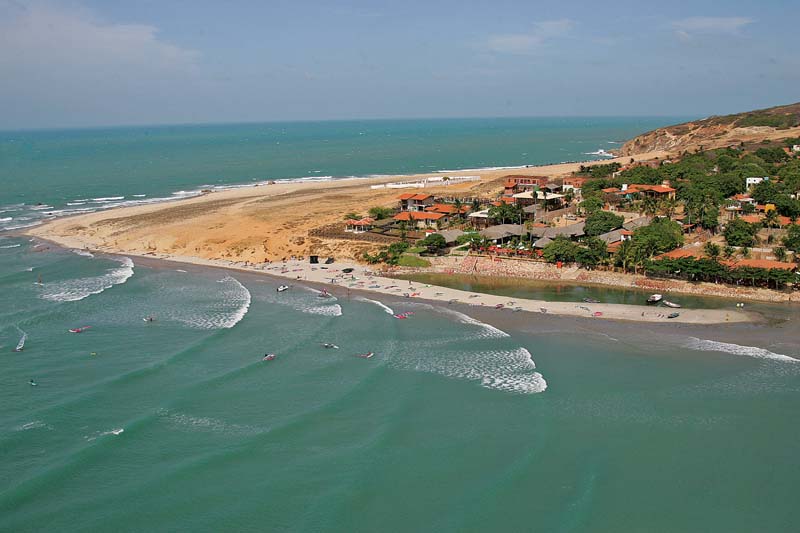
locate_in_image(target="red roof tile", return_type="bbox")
[393,211,446,221]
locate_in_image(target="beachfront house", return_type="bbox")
[467,209,492,229]
[344,217,374,233]
[398,193,435,212]
[479,224,526,244]
[393,210,448,229]
[503,175,549,196]
[424,203,471,216]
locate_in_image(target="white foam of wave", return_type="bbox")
[302,304,343,317]
[3,221,42,230]
[355,296,394,315]
[172,276,251,329]
[132,194,147,197]
[85,428,124,441]
[158,408,262,436]
[0,243,21,249]
[434,307,510,339]
[583,149,615,158]
[684,337,797,362]
[71,249,94,258]
[92,196,125,202]
[436,164,529,173]
[28,204,54,211]
[389,346,546,394]
[66,202,86,206]
[15,420,52,431]
[0,217,11,222]
[40,257,134,302]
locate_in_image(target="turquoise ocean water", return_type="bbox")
[2,118,800,532]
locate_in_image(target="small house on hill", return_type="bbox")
[398,193,434,212]
[393,210,448,229]
[344,217,375,233]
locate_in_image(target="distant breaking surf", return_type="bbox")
[684,337,797,362]
[40,257,134,302]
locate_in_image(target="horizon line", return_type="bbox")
[0,114,697,134]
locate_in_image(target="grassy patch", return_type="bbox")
[397,255,431,267]
[405,246,426,254]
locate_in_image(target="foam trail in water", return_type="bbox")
[684,337,797,362]
[0,244,21,249]
[390,346,546,394]
[71,249,94,258]
[302,304,343,317]
[434,307,510,338]
[40,257,134,302]
[355,296,394,315]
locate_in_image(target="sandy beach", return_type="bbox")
[26,152,667,263]
[24,150,770,325]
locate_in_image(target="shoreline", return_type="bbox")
[27,235,754,325]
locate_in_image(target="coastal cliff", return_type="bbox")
[620,102,800,156]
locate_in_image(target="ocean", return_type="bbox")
[2,118,800,532]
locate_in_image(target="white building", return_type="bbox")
[745,176,768,189]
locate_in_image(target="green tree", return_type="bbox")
[723,245,736,260]
[579,195,603,215]
[343,212,360,221]
[763,209,780,229]
[783,224,800,252]
[542,236,580,263]
[418,233,447,254]
[368,206,394,220]
[724,218,758,247]
[703,242,721,261]
[773,246,787,262]
[584,211,624,237]
[488,203,523,224]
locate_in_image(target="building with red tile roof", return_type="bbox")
[393,210,449,229]
[397,193,434,211]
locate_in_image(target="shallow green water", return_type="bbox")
[3,119,800,531]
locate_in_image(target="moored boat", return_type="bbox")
[356,352,374,359]
[582,297,600,304]
[663,300,681,308]
[277,285,289,292]
[667,312,680,319]
[647,294,663,304]
[263,353,276,361]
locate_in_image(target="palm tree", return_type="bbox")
[704,241,721,261]
[642,196,659,217]
[774,246,787,262]
[764,209,780,229]
[723,245,736,260]
[453,198,463,220]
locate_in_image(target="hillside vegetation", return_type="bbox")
[621,102,800,156]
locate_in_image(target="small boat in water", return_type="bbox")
[667,312,680,319]
[322,343,339,349]
[69,326,91,333]
[582,297,600,304]
[356,352,374,359]
[263,353,276,361]
[14,333,27,352]
[662,300,681,308]
[277,285,289,292]
[647,294,663,304]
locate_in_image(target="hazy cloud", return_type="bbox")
[672,16,754,41]
[486,19,574,55]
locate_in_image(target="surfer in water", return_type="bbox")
[29,379,37,387]
[144,316,156,323]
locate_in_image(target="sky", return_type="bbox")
[0,0,798,129]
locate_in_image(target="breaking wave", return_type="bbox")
[301,304,343,317]
[40,257,134,302]
[0,243,22,249]
[172,276,251,329]
[684,337,797,362]
[355,297,394,315]
[71,249,94,258]
[389,346,546,394]
[434,307,510,338]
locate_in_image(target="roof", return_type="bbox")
[724,259,797,271]
[393,211,446,221]
[732,193,754,201]
[425,203,470,214]
[480,224,526,240]
[596,229,625,244]
[468,209,490,219]
[543,222,585,239]
[533,236,553,248]
[656,248,700,259]
[397,193,433,201]
[436,229,465,244]
[602,187,621,194]
[623,216,652,231]
[344,217,375,225]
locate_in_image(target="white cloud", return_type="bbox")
[672,16,754,40]
[486,19,574,55]
[0,1,204,127]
